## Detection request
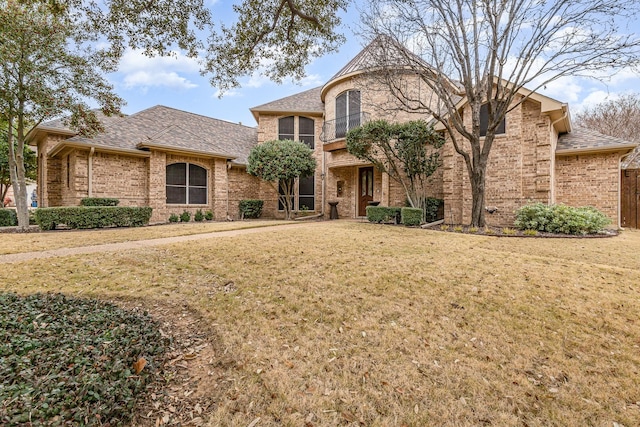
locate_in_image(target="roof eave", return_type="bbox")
[48,141,151,158]
[249,108,324,122]
[136,142,237,160]
[556,143,638,156]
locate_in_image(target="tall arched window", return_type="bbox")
[335,90,361,138]
[166,163,207,204]
[276,116,316,211]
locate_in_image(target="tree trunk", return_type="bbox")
[469,170,486,227]
[6,116,29,231]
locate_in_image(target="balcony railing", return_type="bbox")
[321,112,370,143]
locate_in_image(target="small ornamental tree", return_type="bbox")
[247,139,316,220]
[346,119,443,221]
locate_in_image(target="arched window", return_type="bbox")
[276,116,317,211]
[335,90,361,138]
[166,163,207,204]
[278,116,315,149]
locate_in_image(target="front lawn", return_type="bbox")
[1,222,639,426]
[0,220,287,255]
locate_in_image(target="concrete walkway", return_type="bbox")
[0,222,317,264]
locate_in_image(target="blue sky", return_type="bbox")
[107,2,640,127]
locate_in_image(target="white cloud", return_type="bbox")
[536,76,583,103]
[296,74,323,87]
[118,49,200,90]
[123,71,197,90]
[213,88,241,98]
[572,90,620,113]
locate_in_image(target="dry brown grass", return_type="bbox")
[2,222,640,426]
[0,220,286,255]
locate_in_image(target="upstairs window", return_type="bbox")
[479,103,506,137]
[278,116,315,149]
[278,116,295,140]
[166,163,207,204]
[335,90,361,138]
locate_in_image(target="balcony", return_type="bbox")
[321,112,370,149]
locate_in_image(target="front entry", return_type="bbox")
[621,168,640,228]
[358,167,374,216]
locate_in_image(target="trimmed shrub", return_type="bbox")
[366,206,401,224]
[34,207,152,230]
[180,211,191,222]
[194,209,204,222]
[401,207,423,226]
[239,199,264,219]
[204,210,214,221]
[424,198,444,223]
[515,202,610,235]
[168,213,179,223]
[80,197,120,206]
[0,209,17,227]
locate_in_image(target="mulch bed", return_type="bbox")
[420,224,619,238]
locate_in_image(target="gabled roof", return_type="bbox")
[556,127,638,155]
[250,86,324,121]
[32,110,127,140]
[43,106,258,165]
[321,36,459,100]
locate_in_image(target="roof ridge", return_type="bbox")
[148,105,257,129]
[250,86,324,111]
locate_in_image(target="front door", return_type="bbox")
[358,167,374,216]
[621,169,640,228]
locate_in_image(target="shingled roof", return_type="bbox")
[45,106,258,164]
[37,111,126,135]
[556,127,637,154]
[250,87,324,121]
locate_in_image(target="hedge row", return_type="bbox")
[80,197,120,206]
[0,209,17,227]
[366,206,401,224]
[239,199,264,219]
[514,202,610,235]
[401,207,422,226]
[35,207,152,230]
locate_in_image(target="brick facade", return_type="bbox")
[555,152,621,224]
[34,45,632,227]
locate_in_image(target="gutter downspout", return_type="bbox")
[550,106,569,205]
[88,147,95,197]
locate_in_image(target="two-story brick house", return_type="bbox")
[31,40,637,227]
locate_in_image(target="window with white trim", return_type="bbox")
[166,163,207,204]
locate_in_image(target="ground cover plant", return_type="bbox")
[1,222,639,426]
[0,293,167,425]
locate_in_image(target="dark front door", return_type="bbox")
[358,167,374,216]
[621,169,640,228]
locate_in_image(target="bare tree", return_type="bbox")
[360,0,640,226]
[574,93,640,143]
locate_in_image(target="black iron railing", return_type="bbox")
[321,112,370,142]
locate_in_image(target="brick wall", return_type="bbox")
[255,113,325,218]
[322,73,443,217]
[443,98,553,226]
[555,152,621,225]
